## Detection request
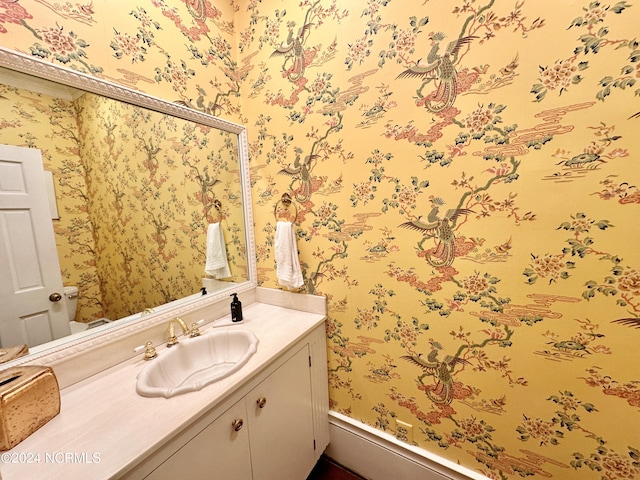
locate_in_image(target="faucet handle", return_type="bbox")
[134,341,158,360]
[190,319,205,338]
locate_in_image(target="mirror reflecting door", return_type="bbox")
[0,46,256,362]
[0,144,71,347]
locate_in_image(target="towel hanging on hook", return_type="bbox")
[275,220,304,289]
[205,201,231,278]
[273,193,303,288]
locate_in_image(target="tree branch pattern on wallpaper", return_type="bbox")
[2,0,639,478]
[242,2,640,479]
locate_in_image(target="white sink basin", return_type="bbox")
[136,329,259,398]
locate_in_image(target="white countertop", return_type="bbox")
[0,302,325,480]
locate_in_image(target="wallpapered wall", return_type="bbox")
[0,82,101,322]
[73,92,246,320]
[0,82,245,322]
[2,0,639,478]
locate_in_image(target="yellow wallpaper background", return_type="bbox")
[0,84,245,322]
[74,92,246,319]
[0,81,102,322]
[2,0,639,478]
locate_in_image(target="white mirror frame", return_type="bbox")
[0,46,257,369]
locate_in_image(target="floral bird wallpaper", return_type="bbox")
[0,79,102,322]
[73,92,246,320]
[0,80,245,323]
[1,0,639,478]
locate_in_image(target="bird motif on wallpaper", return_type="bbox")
[399,198,473,267]
[396,32,477,113]
[270,18,315,82]
[401,345,469,405]
[494,236,513,256]
[277,151,319,202]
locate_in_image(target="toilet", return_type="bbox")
[63,286,79,321]
[64,286,113,333]
[64,286,86,334]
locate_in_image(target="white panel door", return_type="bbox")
[0,144,70,348]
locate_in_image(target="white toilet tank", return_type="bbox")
[63,286,79,322]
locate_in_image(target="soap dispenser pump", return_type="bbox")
[230,293,243,322]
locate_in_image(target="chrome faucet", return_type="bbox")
[166,317,190,347]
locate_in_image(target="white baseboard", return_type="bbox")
[325,411,489,480]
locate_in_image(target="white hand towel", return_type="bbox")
[275,221,304,288]
[205,223,231,279]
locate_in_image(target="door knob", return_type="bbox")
[257,397,267,409]
[49,292,62,302]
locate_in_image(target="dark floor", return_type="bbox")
[307,455,365,480]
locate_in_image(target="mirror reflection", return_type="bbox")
[0,67,248,352]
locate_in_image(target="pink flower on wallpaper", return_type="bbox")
[606,148,629,158]
[39,26,78,57]
[0,0,32,34]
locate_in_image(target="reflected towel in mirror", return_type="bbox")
[205,223,231,279]
[275,221,304,288]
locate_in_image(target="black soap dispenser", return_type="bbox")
[230,293,243,322]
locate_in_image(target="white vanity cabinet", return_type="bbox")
[138,341,323,480]
[0,298,329,480]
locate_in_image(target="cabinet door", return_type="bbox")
[145,401,252,480]
[248,346,315,480]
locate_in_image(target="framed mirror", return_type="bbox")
[0,46,256,362]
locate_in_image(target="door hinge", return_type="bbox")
[309,355,312,367]
[313,439,316,450]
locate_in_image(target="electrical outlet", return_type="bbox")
[395,419,413,443]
